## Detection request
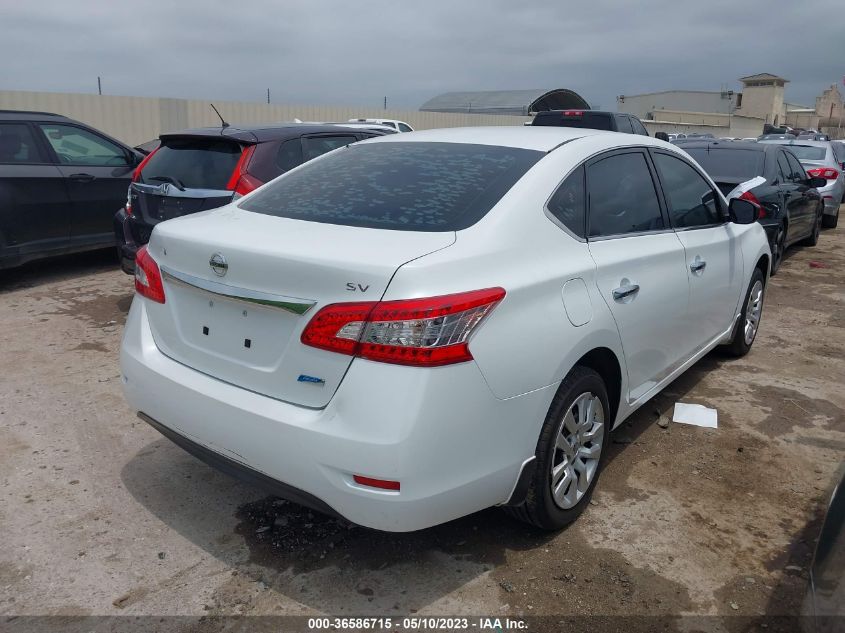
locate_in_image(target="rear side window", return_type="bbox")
[587,152,664,238]
[239,142,543,231]
[683,147,764,181]
[37,123,129,166]
[398,123,413,133]
[630,118,649,136]
[653,153,721,228]
[615,115,634,133]
[0,123,45,163]
[140,139,242,189]
[547,166,585,237]
[301,135,357,161]
[784,145,826,161]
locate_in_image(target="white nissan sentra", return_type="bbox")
[121,127,770,532]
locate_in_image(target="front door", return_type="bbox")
[585,149,690,402]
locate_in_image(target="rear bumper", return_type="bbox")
[120,298,555,532]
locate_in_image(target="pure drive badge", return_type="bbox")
[209,253,228,277]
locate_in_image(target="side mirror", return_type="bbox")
[654,132,670,141]
[729,198,760,224]
[806,176,827,189]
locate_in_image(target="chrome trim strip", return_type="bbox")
[159,266,316,315]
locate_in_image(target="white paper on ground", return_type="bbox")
[672,402,718,428]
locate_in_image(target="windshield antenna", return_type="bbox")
[210,103,229,128]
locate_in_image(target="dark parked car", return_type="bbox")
[531,110,650,135]
[0,110,141,270]
[802,468,844,630]
[681,140,825,274]
[114,123,386,273]
[797,133,830,141]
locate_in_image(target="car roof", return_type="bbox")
[758,139,832,148]
[0,109,72,122]
[355,126,666,152]
[676,140,767,152]
[159,123,379,143]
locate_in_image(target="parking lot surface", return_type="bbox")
[1,221,843,629]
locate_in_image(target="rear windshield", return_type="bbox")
[532,112,614,131]
[140,138,242,189]
[239,142,543,231]
[683,147,764,180]
[784,145,827,161]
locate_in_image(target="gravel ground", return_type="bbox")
[1,218,843,632]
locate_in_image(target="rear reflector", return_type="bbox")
[353,475,400,491]
[807,167,839,181]
[301,287,506,367]
[134,245,165,304]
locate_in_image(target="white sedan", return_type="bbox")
[121,127,770,532]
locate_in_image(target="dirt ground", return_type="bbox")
[1,219,843,632]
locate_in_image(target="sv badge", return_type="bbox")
[346,283,370,292]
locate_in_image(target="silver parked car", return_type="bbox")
[759,139,845,228]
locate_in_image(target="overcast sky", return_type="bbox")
[1,0,842,111]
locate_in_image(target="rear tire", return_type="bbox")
[504,366,610,530]
[725,267,765,358]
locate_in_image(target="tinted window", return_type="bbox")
[630,118,649,136]
[785,152,807,180]
[140,138,241,189]
[398,123,413,133]
[240,142,542,231]
[776,153,791,183]
[783,145,826,161]
[547,166,585,237]
[653,153,721,228]
[38,123,128,166]
[533,112,614,131]
[682,147,764,181]
[587,152,664,237]
[0,123,44,163]
[301,135,357,161]
[615,115,634,133]
[276,138,304,173]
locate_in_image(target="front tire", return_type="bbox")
[725,267,765,357]
[505,366,610,530]
[803,204,823,246]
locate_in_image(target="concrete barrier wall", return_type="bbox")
[0,90,532,146]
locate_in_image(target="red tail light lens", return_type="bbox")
[226,145,263,197]
[134,245,165,304]
[807,167,839,181]
[353,475,400,491]
[563,110,584,116]
[739,190,766,219]
[131,147,159,183]
[301,288,506,367]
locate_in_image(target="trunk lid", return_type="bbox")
[131,136,248,227]
[144,207,456,408]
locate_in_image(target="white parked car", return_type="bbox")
[348,118,414,132]
[121,128,770,532]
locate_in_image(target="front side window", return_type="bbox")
[240,142,543,232]
[631,118,649,136]
[398,123,413,133]
[587,152,664,238]
[0,123,45,164]
[301,135,357,161]
[615,115,634,134]
[785,152,807,181]
[776,153,791,183]
[653,152,722,228]
[547,166,585,237]
[37,123,128,166]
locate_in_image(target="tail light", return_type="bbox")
[134,245,165,304]
[131,148,158,183]
[806,167,839,181]
[125,186,133,217]
[739,190,766,219]
[301,287,506,367]
[226,145,263,198]
[563,110,583,116]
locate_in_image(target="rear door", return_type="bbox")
[35,122,134,246]
[585,149,690,401]
[0,122,70,257]
[651,150,742,348]
[130,136,245,228]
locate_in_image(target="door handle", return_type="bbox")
[612,283,640,301]
[690,257,707,273]
[69,173,96,182]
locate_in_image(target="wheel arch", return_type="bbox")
[574,347,622,426]
[755,253,770,280]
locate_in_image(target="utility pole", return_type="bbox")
[384,96,387,110]
[267,88,270,104]
[97,76,102,95]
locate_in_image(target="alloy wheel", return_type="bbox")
[743,280,764,346]
[550,392,604,509]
